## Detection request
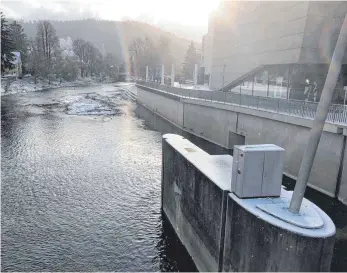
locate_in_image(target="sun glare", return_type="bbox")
[100,0,221,27]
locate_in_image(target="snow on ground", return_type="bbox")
[114,82,134,87]
[1,77,98,96]
[62,95,119,116]
[174,82,212,91]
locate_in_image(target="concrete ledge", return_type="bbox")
[136,84,344,134]
[229,189,335,237]
[137,93,229,150]
[162,134,336,272]
[183,98,343,134]
[223,191,336,271]
[136,84,181,101]
[162,134,232,271]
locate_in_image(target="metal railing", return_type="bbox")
[136,80,347,125]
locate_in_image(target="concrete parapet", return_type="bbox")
[223,191,336,271]
[162,134,336,272]
[162,134,231,271]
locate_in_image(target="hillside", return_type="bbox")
[20,19,200,68]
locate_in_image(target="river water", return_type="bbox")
[2,84,347,272]
[1,84,197,272]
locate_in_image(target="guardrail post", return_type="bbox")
[257,96,259,109]
[334,107,337,123]
[277,100,280,113]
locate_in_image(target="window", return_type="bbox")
[254,69,269,97]
[268,65,290,99]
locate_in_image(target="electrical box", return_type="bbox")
[231,144,285,198]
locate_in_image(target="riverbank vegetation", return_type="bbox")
[1,13,120,86]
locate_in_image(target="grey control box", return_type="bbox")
[231,144,285,198]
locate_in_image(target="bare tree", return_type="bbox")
[104,53,119,76]
[128,36,160,79]
[129,37,145,77]
[35,20,59,82]
[158,35,172,71]
[72,38,103,78]
[72,38,87,77]
[27,39,42,83]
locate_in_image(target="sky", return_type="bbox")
[1,0,220,28]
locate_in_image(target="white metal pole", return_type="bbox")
[161,64,165,85]
[171,64,175,87]
[146,66,149,82]
[222,64,226,92]
[194,64,198,89]
[289,14,347,213]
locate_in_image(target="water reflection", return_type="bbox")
[136,101,347,272]
[155,215,198,272]
[1,85,196,272]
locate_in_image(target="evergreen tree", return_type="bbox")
[1,13,14,73]
[9,20,29,72]
[181,41,198,80]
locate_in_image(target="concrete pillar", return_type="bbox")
[145,66,149,82]
[161,64,165,85]
[171,64,175,87]
[194,64,198,88]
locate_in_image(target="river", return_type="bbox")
[2,83,347,272]
[1,84,197,271]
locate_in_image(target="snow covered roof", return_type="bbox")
[10,51,21,64]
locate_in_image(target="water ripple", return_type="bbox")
[1,84,197,272]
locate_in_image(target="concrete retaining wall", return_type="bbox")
[236,113,344,197]
[137,85,183,127]
[162,134,336,272]
[136,85,347,203]
[162,134,231,271]
[183,102,238,148]
[338,133,347,204]
[223,194,335,271]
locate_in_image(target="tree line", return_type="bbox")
[1,13,120,82]
[128,34,200,82]
[2,12,200,84]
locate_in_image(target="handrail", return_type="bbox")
[217,65,265,92]
[136,80,347,125]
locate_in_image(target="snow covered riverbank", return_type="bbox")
[1,77,100,96]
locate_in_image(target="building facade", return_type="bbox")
[207,1,347,103]
[201,12,216,80]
